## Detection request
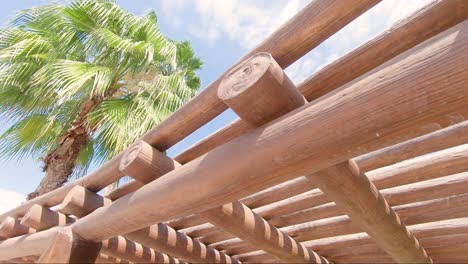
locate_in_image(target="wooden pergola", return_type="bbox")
[1,0,468,263]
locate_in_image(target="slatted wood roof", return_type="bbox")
[1,0,468,263]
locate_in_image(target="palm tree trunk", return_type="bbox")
[27,89,116,200]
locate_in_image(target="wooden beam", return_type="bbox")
[307,161,430,263]
[199,202,329,263]
[355,120,468,172]
[60,186,239,263]
[21,204,75,231]
[105,180,144,201]
[304,218,468,255]
[174,0,468,165]
[70,21,468,242]
[201,145,468,246]
[218,52,306,126]
[58,185,111,217]
[169,120,468,232]
[20,204,177,263]
[166,176,314,230]
[0,228,58,261]
[0,217,33,240]
[101,236,181,264]
[299,0,468,100]
[0,0,377,223]
[119,141,180,183]
[38,227,101,263]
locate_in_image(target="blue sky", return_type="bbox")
[0,0,430,212]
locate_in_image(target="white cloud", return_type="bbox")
[0,188,25,214]
[160,0,431,84]
[160,0,308,49]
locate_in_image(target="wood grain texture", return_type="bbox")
[172,121,468,233]
[174,0,467,165]
[58,185,112,217]
[21,205,75,231]
[119,141,180,183]
[101,236,181,264]
[0,228,58,261]
[0,217,33,240]
[199,202,329,263]
[307,161,430,263]
[71,21,468,242]
[38,227,101,263]
[355,120,468,171]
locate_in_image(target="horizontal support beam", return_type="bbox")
[306,161,430,263]
[171,120,468,233]
[0,227,57,261]
[21,204,75,231]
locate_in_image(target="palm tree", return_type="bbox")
[0,0,202,199]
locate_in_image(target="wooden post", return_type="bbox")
[0,217,33,240]
[21,204,75,231]
[70,21,468,243]
[38,227,101,263]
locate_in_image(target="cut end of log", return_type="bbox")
[119,140,146,173]
[218,52,276,101]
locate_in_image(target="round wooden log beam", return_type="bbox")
[58,185,112,218]
[199,201,330,263]
[355,120,468,172]
[0,217,33,240]
[19,204,175,263]
[119,141,180,183]
[306,161,430,263]
[21,204,75,231]
[218,52,305,126]
[0,227,58,261]
[71,21,468,243]
[105,180,144,201]
[169,120,468,232]
[101,236,181,264]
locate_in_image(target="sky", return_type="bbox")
[0,0,431,213]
